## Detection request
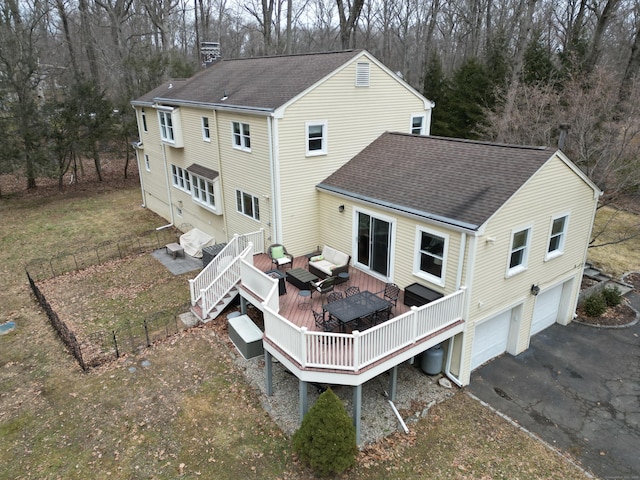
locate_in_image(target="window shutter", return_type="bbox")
[355,62,370,87]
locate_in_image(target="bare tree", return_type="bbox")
[336,0,364,49]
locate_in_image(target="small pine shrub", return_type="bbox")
[583,293,607,317]
[292,387,357,477]
[601,286,622,307]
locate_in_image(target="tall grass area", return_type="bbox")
[588,206,640,278]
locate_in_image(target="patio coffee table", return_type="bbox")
[286,268,319,290]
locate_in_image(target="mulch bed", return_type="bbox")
[576,302,637,326]
[576,272,640,327]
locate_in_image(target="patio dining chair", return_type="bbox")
[381,283,400,310]
[372,305,393,325]
[344,286,360,297]
[326,291,343,303]
[313,309,339,332]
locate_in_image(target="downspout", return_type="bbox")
[268,115,283,244]
[446,231,479,388]
[159,142,175,229]
[213,109,231,241]
[133,144,146,208]
[455,233,467,290]
[131,105,146,207]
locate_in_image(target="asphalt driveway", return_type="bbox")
[469,294,640,479]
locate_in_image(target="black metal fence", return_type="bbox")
[25,227,194,370]
[25,228,179,282]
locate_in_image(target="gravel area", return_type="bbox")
[230,347,458,446]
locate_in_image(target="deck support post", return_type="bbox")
[299,380,308,424]
[353,384,362,446]
[240,296,248,314]
[388,365,398,401]
[265,350,273,396]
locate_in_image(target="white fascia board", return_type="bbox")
[152,98,274,117]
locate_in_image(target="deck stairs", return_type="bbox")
[188,230,264,323]
[191,285,239,322]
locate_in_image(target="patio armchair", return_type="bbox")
[311,276,335,299]
[268,243,293,270]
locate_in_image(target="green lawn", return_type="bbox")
[0,183,594,479]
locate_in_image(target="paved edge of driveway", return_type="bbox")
[464,391,597,479]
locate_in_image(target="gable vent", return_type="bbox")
[355,62,370,87]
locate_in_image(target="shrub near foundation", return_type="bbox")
[292,387,357,476]
[583,293,607,317]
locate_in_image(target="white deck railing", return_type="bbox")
[199,245,254,318]
[262,288,465,372]
[189,230,264,306]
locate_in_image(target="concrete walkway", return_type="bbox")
[470,292,640,478]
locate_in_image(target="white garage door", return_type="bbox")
[471,309,512,370]
[531,283,563,335]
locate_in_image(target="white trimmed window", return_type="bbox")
[236,189,260,221]
[202,117,210,141]
[546,214,569,259]
[232,121,251,151]
[306,121,327,156]
[356,62,370,87]
[159,110,174,142]
[192,175,216,209]
[411,114,426,135]
[144,154,150,172]
[141,108,148,132]
[171,165,191,192]
[414,227,448,285]
[507,226,532,276]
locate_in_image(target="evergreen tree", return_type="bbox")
[292,388,357,476]
[423,53,452,136]
[444,58,492,139]
[523,31,560,86]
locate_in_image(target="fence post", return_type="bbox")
[113,330,119,358]
[144,319,151,346]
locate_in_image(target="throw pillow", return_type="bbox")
[271,245,284,259]
[310,255,323,262]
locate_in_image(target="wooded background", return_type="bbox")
[2,0,640,213]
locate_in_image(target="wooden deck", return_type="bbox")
[252,253,411,332]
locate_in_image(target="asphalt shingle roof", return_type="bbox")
[132,50,363,111]
[318,132,556,230]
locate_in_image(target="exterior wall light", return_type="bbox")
[338,205,345,213]
[531,284,540,296]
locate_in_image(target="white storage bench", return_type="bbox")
[228,314,263,359]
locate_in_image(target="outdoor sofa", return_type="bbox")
[308,245,350,281]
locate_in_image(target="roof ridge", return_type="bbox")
[386,131,551,151]
[221,49,361,62]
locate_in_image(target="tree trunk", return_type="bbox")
[584,0,622,75]
[336,0,365,49]
[496,0,538,143]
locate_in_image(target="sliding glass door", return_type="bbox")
[356,211,392,278]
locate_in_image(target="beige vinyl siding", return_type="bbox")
[458,154,597,383]
[276,57,429,255]
[216,111,272,241]
[316,192,463,293]
[134,106,226,239]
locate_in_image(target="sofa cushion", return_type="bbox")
[332,251,349,266]
[311,260,335,275]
